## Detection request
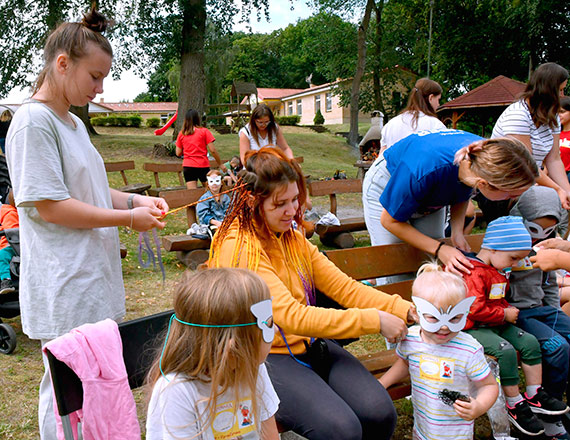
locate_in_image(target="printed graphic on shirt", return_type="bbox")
[489,283,507,299]
[212,398,259,439]
[419,354,455,383]
[512,257,533,272]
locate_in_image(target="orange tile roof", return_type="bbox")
[257,88,305,100]
[438,76,526,110]
[98,102,178,112]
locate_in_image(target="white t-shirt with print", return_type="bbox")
[146,363,279,440]
[491,100,561,168]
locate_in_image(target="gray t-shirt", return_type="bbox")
[6,101,125,340]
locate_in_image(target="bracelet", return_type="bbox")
[434,242,445,260]
[129,209,134,230]
[127,194,136,210]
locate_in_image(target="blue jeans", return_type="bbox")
[517,306,570,400]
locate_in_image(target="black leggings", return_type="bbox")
[266,340,397,440]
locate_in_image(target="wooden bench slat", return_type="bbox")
[314,217,366,236]
[162,235,211,252]
[308,178,362,197]
[324,235,484,281]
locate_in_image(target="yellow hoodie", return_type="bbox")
[212,220,411,355]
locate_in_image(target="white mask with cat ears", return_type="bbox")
[207,175,222,186]
[250,299,274,343]
[412,296,475,333]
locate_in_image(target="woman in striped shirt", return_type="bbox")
[491,62,569,211]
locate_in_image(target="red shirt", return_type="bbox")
[0,204,19,249]
[175,127,215,168]
[461,257,510,330]
[560,130,570,172]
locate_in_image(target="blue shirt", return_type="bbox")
[381,129,481,222]
[196,190,231,225]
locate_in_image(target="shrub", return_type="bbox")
[165,141,177,156]
[275,115,300,126]
[313,109,325,125]
[129,115,142,127]
[90,116,105,126]
[146,117,161,128]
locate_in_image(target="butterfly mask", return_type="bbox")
[412,296,475,333]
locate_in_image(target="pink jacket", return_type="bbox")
[44,319,140,440]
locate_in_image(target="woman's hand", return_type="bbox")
[131,206,166,231]
[451,233,471,252]
[530,249,566,272]
[556,188,570,210]
[378,311,408,344]
[438,244,474,275]
[534,238,570,252]
[134,194,169,214]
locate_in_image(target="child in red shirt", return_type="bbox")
[0,189,18,294]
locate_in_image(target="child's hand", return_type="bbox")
[453,398,485,421]
[504,307,519,324]
[530,249,565,271]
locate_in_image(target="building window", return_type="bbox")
[297,99,302,115]
[160,114,168,124]
[287,102,293,115]
[315,95,321,112]
[392,91,403,111]
[325,93,332,112]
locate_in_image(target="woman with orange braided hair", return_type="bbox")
[209,147,415,440]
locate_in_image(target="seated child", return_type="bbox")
[509,186,570,439]
[146,268,279,440]
[196,170,231,231]
[380,262,498,440]
[0,189,18,295]
[461,215,569,437]
[222,155,242,187]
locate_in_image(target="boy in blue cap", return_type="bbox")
[461,216,569,437]
[509,186,570,439]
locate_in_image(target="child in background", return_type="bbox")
[508,186,570,439]
[175,108,226,189]
[196,170,231,231]
[559,97,570,181]
[0,189,18,295]
[222,155,242,187]
[460,215,568,437]
[146,268,279,440]
[380,263,498,440]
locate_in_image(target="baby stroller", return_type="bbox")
[0,227,19,354]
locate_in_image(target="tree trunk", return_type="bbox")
[70,105,98,135]
[348,0,374,149]
[175,0,207,139]
[372,1,384,113]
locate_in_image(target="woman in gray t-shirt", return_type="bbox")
[5,8,168,439]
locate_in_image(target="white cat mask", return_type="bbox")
[412,296,475,333]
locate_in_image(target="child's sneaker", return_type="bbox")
[0,279,15,295]
[507,399,545,436]
[525,387,570,415]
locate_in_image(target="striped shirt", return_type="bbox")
[397,326,490,440]
[491,100,560,168]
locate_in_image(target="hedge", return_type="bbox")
[91,114,143,127]
[146,117,161,128]
[275,115,300,126]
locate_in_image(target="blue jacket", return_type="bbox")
[196,190,230,225]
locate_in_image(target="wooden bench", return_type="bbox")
[322,234,484,400]
[104,161,151,195]
[159,188,211,269]
[308,178,365,248]
[143,162,186,197]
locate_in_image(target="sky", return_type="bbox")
[1,1,315,104]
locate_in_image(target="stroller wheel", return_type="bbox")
[0,323,17,354]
